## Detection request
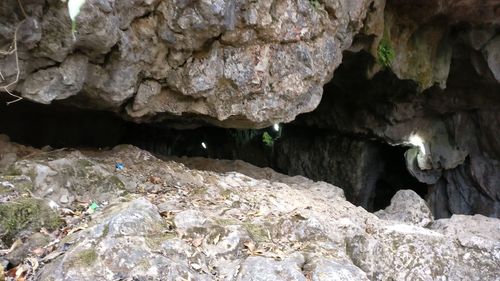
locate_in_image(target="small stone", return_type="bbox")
[59,194,69,204]
[174,210,207,231]
[41,145,53,152]
[303,257,369,281]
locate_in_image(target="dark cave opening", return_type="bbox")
[0,51,432,215]
[0,96,426,213]
[372,145,428,211]
[0,97,127,149]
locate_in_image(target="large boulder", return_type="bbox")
[0,0,384,128]
[375,189,433,227]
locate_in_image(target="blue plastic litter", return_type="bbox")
[115,163,125,170]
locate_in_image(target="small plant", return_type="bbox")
[262,132,274,147]
[377,39,395,67]
[309,0,321,9]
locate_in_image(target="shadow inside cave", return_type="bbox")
[0,94,427,213]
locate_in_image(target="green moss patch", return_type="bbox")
[68,249,99,268]
[242,223,271,243]
[377,39,396,67]
[0,198,63,245]
[145,233,177,248]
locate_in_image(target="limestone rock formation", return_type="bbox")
[0,0,498,255]
[377,0,500,90]
[0,0,385,128]
[0,137,499,280]
[284,44,500,218]
[375,189,433,227]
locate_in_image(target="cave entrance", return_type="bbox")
[0,95,428,214]
[0,96,277,166]
[372,145,428,211]
[0,97,127,149]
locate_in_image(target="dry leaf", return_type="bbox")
[60,208,75,215]
[247,211,263,217]
[159,210,175,219]
[213,234,220,244]
[292,213,308,220]
[27,257,39,272]
[149,176,162,184]
[191,263,202,271]
[15,265,26,280]
[42,251,63,262]
[32,247,45,257]
[192,237,203,247]
[243,240,256,252]
[39,228,51,236]
[66,225,87,236]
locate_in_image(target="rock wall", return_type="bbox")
[283,48,500,218]
[375,0,500,90]
[0,0,384,128]
[273,131,427,212]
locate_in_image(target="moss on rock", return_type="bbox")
[242,222,271,243]
[0,198,63,245]
[68,249,99,268]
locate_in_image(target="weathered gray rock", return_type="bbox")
[430,214,500,244]
[483,35,500,83]
[37,197,209,281]
[19,54,88,104]
[303,257,369,281]
[0,0,386,127]
[174,210,208,232]
[236,256,306,281]
[375,0,499,90]
[346,222,500,281]
[4,150,128,208]
[375,190,433,227]
[0,142,497,281]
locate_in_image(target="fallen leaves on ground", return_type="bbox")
[149,175,162,184]
[0,198,101,281]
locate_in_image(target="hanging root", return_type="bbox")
[0,22,24,105]
[0,0,28,105]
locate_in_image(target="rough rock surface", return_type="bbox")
[375,190,433,227]
[2,0,496,128]
[1,0,499,224]
[0,137,499,280]
[0,0,384,128]
[284,46,500,218]
[377,1,499,90]
[274,134,384,207]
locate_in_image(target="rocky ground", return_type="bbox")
[0,134,499,280]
